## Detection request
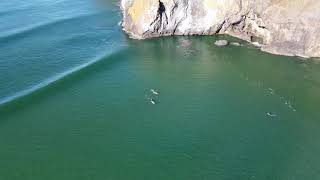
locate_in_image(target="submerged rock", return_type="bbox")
[214,40,228,47]
[120,0,320,58]
[231,42,241,46]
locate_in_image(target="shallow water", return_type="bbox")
[1,0,320,179]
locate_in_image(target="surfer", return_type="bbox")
[150,89,160,95]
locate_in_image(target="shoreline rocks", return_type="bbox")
[214,40,228,47]
[120,0,320,58]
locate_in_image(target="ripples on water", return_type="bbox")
[1,0,320,180]
[0,0,124,104]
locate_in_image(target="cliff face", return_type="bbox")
[121,0,320,58]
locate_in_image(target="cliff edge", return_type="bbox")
[121,0,320,58]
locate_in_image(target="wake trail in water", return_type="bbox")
[0,47,129,106]
[0,12,105,42]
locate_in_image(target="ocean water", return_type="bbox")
[1,0,320,179]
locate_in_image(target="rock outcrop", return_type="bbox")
[121,0,320,58]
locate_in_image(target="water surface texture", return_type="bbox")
[1,0,320,179]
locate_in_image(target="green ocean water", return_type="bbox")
[1,0,320,179]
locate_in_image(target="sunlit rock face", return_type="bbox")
[121,0,320,58]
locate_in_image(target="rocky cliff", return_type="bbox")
[120,0,320,58]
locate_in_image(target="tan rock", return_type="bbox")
[121,0,320,58]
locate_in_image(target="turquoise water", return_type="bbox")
[1,0,320,179]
